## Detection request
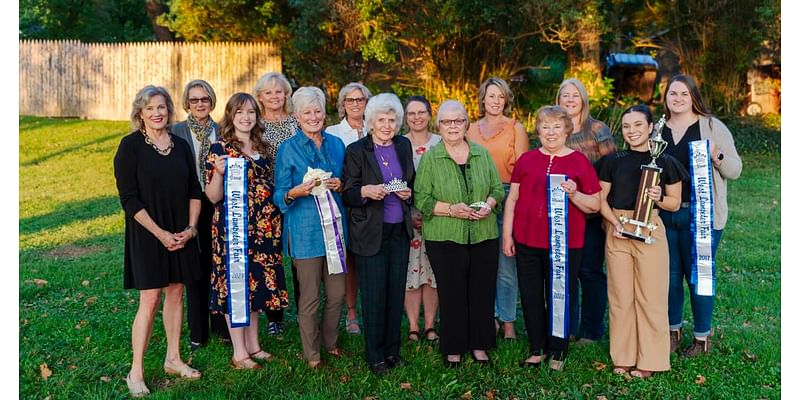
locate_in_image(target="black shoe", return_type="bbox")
[369,361,390,376]
[470,351,491,365]
[442,355,462,368]
[386,355,406,368]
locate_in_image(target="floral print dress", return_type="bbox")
[406,134,441,290]
[206,141,289,313]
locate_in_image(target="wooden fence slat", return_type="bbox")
[19,40,282,121]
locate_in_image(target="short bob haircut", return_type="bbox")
[253,72,294,115]
[556,78,590,130]
[181,79,217,112]
[130,85,176,131]
[336,82,372,119]
[663,74,709,120]
[534,105,573,135]
[364,93,405,136]
[477,77,515,118]
[292,86,326,116]
[435,100,470,132]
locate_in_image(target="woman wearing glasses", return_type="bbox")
[414,100,505,367]
[171,79,231,351]
[328,82,373,335]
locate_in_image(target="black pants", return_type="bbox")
[426,239,498,355]
[357,223,409,364]
[186,196,229,344]
[515,242,581,360]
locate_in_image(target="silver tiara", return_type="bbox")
[384,177,408,192]
[469,201,489,211]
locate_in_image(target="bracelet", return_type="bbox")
[285,193,296,204]
[184,225,197,238]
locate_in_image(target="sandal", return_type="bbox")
[230,357,261,370]
[249,350,274,362]
[631,369,654,379]
[519,354,545,368]
[308,360,325,369]
[125,374,150,398]
[407,330,421,341]
[424,328,439,342]
[612,366,632,375]
[327,348,347,358]
[346,318,361,335]
[163,360,202,380]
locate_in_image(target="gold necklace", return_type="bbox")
[141,130,174,156]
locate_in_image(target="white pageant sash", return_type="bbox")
[313,190,347,275]
[689,140,715,296]
[224,158,250,327]
[547,174,569,338]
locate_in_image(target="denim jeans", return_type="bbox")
[495,184,518,323]
[568,216,607,340]
[662,207,723,338]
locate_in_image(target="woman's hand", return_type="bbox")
[394,188,412,201]
[502,235,515,257]
[412,213,423,230]
[157,229,183,250]
[611,221,628,240]
[560,179,578,198]
[325,177,342,192]
[291,180,317,198]
[361,184,390,200]
[469,204,492,220]
[213,155,229,177]
[646,185,662,202]
[173,226,196,247]
[448,203,473,219]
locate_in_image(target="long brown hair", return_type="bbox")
[663,74,709,120]
[218,93,269,156]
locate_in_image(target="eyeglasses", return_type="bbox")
[344,97,367,105]
[407,111,428,118]
[439,118,467,127]
[188,97,212,105]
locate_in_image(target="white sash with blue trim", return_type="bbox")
[547,174,569,338]
[304,167,347,275]
[689,140,715,296]
[225,158,250,327]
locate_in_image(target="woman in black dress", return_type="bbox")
[205,93,289,370]
[114,85,203,397]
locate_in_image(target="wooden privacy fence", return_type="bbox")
[19,40,282,122]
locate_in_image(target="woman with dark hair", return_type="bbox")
[597,104,686,379]
[253,71,299,336]
[114,85,203,397]
[403,95,441,342]
[205,93,288,370]
[661,74,742,356]
[171,79,231,351]
[556,78,616,343]
[466,77,529,341]
[342,93,415,375]
[502,105,600,371]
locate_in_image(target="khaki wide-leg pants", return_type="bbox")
[605,209,670,371]
[295,256,346,362]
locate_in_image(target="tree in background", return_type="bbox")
[20,0,155,41]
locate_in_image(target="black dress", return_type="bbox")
[114,131,202,290]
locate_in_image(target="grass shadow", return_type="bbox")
[20,131,122,166]
[20,195,120,235]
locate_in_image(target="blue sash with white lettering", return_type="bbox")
[547,174,569,338]
[224,158,250,327]
[689,140,715,296]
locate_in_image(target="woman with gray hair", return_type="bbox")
[414,100,505,367]
[342,93,415,375]
[171,79,231,351]
[114,85,203,397]
[274,86,348,369]
[328,81,373,335]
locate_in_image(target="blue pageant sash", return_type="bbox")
[689,140,715,296]
[547,174,569,338]
[224,158,250,327]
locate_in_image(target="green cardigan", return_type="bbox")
[413,141,505,244]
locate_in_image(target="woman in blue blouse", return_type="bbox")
[274,86,348,369]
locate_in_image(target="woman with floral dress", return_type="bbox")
[205,93,289,370]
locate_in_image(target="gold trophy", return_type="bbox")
[618,115,668,244]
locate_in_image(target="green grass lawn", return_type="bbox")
[19,116,780,399]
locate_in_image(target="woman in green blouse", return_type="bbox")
[414,100,505,367]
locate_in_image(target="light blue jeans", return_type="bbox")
[495,184,518,323]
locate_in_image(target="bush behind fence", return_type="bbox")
[19,40,281,122]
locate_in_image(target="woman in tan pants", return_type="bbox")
[596,105,687,379]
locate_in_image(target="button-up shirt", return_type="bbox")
[274,129,347,259]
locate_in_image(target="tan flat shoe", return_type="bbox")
[308,360,324,370]
[163,360,201,380]
[249,350,274,362]
[125,374,150,398]
[631,369,654,379]
[230,357,262,370]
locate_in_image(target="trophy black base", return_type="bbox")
[621,230,655,244]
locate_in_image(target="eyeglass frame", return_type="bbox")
[438,118,468,127]
[343,97,367,105]
[188,96,212,105]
